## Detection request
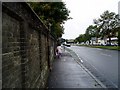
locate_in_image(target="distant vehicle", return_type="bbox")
[65,44,71,47]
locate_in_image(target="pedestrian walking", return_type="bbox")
[56,44,62,58]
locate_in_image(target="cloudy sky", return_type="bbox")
[62,0,120,39]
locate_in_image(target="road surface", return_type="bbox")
[68,46,118,88]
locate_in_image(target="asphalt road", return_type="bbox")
[68,46,118,88]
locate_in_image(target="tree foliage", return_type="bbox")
[75,10,119,45]
[28,2,71,38]
[85,25,97,42]
[94,10,119,44]
[75,34,86,43]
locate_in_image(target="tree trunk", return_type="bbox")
[108,36,111,45]
[89,40,91,45]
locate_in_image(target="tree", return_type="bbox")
[51,22,64,38]
[95,10,119,44]
[85,25,97,44]
[28,2,71,39]
[75,34,86,43]
[75,10,119,46]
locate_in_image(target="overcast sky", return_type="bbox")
[62,0,120,39]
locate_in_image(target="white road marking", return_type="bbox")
[80,59,83,63]
[76,53,84,63]
[97,48,102,50]
[100,53,112,57]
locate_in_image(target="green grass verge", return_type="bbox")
[90,46,119,50]
[77,45,120,50]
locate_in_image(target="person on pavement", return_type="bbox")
[56,44,62,58]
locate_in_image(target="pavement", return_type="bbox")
[47,48,106,89]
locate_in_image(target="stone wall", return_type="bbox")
[2,2,56,88]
